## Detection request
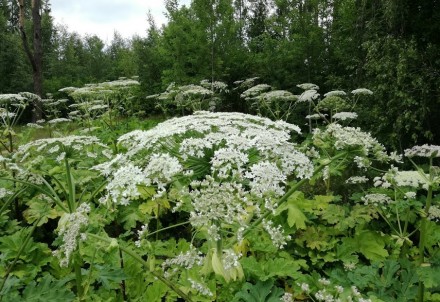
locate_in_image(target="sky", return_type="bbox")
[50,0,191,43]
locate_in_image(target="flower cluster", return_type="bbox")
[324,90,347,97]
[188,278,213,297]
[297,83,319,90]
[404,144,440,158]
[351,88,373,95]
[296,280,372,302]
[200,79,229,93]
[241,84,272,99]
[313,123,389,162]
[14,135,110,166]
[315,96,349,112]
[53,203,91,267]
[373,169,430,190]
[306,113,328,120]
[234,77,260,90]
[427,205,440,222]
[162,246,204,278]
[99,111,313,250]
[262,219,291,249]
[361,193,393,206]
[346,176,369,184]
[298,89,320,102]
[0,188,13,199]
[258,90,297,103]
[333,112,358,121]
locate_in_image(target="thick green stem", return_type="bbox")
[87,233,194,302]
[119,247,127,301]
[64,157,76,213]
[7,131,13,153]
[417,184,433,302]
[74,249,84,300]
[146,221,190,239]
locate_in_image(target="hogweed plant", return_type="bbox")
[149,81,228,116]
[0,135,111,299]
[58,78,141,151]
[87,110,403,301]
[297,84,373,133]
[1,92,440,301]
[0,93,33,153]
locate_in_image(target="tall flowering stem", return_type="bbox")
[404,145,440,302]
[64,156,76,213]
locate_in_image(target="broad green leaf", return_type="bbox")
[145,281,169,302]
[137,186,156,199]
[240,256,303,281]
[232,280,283,302]
[297,226,332,250]
[117,203,144,229]
[313,195,334,209]
[93,264,127,290]
[355,230,389,261]
[417,265,440,288]
[139,198,170,216]
[276,199,307,229]
[21,275,75,302]
[23,199,60,226]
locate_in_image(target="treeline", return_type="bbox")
[1,0,439,149]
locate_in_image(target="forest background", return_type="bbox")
[1,0,439,150]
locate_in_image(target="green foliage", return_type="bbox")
[232,280,284,302]
[17,275,75,302]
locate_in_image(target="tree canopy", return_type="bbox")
[0,0,439,149]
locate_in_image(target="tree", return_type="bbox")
[0,0,32,93]
[17,0,43,120]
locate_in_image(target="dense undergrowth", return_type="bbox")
[0,79,439,302]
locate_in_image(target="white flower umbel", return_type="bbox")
[332,111,358,121]
[0,188,13,199]
[361,193,393,206]
[281,292,294,302]
[306,113,327,120]
[245,161,286,197]
[427,205,440,222]
[298,89,320,102]
[297,83,319,90]
[351,88,373,95]
[53,203,91,267]
[47,118,71,124]
[241,84,272,99]
[313,123,390,163]
[161,245,204,276]
[144,153,183,197]
[14,135,109,165]
[346,176,369,184]
[105,164,150,205]
[404,144,440,158]
[189,178,249,237]
[102,111,312,248]
[262,219,291,249]
[188,278,214,297]
[258,90,296,103]
[324,90,346,97]
[374,169,430,190]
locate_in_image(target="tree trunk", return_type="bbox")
[17,0,44,121]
